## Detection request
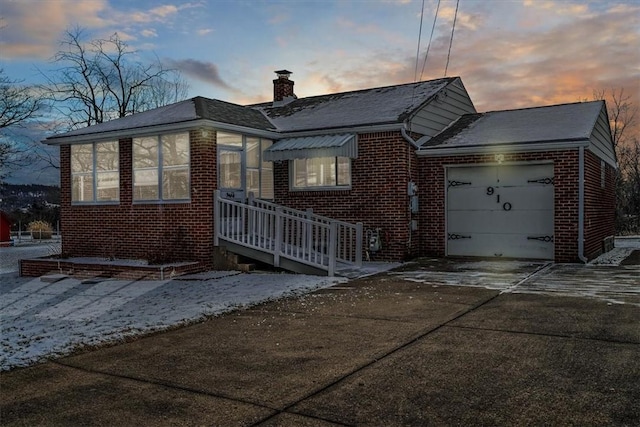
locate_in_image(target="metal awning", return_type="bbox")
[263,134,357,161]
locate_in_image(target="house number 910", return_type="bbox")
[487,187,511,210]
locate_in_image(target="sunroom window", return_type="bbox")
[293,157,351,189]
[71,141,119,203]
[133,132,190,201]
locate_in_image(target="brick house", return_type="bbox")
[31,71,615,276]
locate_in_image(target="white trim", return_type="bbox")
[45,120,402,146]
[45,119,281,145]
[417,140,590,157]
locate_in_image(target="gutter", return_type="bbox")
[44,119,282,145]
[578,146,587,263]
[400,125,420,148]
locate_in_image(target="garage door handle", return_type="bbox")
[448,233,472,240]
[527,235,554,243]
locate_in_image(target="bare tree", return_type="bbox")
[0,68,42,179]
[41,28,189,131]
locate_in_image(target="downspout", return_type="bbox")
[578,146,587,263]
[401,126,420,148]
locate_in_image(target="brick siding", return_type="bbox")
[274,131,420,261]
[59,129,217,266]
[583,150,616,259]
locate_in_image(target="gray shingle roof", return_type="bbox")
[422,101,604,149]
[46,77,456,142]
[253,78,455,132]
[46,97,275,141]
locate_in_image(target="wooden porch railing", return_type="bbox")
[214,190,363,276]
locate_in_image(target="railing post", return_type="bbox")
[213,190,220,246]
[355,222,363,267]
[274,207,283,268]
[328,221,337,276]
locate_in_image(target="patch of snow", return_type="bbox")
[0,271,345,371]
[589,237,640,266]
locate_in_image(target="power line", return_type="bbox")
[444,0,460,77]
[419,0,442,82]
[414,0,426,83]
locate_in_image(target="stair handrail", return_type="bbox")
[248,194,362,267]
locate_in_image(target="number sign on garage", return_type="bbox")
[446,163,554,259]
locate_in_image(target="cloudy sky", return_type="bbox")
[1,0,639,184]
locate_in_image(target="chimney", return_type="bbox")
[273,70,295,102]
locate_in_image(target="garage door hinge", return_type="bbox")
[448,180,472,188]
[527,177,554,185]
[527,235,554,243]
[448,233,472,240]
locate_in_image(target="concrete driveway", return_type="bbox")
[1,259,639,426]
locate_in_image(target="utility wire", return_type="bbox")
[413,0,426,82]
[444,0,460,77]
[419,0,442,82]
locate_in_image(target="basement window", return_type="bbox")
[71,141,119,203]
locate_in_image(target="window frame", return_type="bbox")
[289,156,352,191]
[70,141,120,205]
[216,131,274,200]
[132,132,191,203]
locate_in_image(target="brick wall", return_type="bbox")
[60,128,217,265]
[583,150,616,259]
[417,150,582,263]
[273,131,420,261]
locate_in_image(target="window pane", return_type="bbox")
[308,157,335,187]
[97,171,119,201]
[72,174,94,201]
[293,156,349,189]
[217,131,242,147]
[71,144,93,173]
[163,168,189,199]
[246,138,260,168]
[134,169,159,200]
[133,137,158,168]
[294,159,307,188]
[162,133,189,166]
[260,167,273,199]
[96,141,118,171]
[260,139,274,199]
[246,168,259,197]
[337,157,351,186]
[219,150,241,189]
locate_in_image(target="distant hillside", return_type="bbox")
[0,184,61,213]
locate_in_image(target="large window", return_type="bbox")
[133,133,190,201]
[71,141,119,203]
[293,157,351,190]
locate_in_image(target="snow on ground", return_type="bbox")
[0,240,61,274]
[0,271,346,371]
[589,236,639,265]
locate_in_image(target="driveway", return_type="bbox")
[2,257,638,426]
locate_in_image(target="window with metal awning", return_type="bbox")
[263,133,357,161]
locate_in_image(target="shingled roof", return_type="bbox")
[46,97,276,142]
[46,77,458,143]
[253,77,455,132]
[421,101,604,149]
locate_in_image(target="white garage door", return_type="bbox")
[446,163,554,259]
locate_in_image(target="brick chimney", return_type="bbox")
[273,70,294,102]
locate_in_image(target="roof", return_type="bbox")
[253,78,455,133]
[46,97,275,142]
[264,134,357,161]
[45,77,457,143]
[422,101,604,149]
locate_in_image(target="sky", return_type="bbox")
[1,0,639,184]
